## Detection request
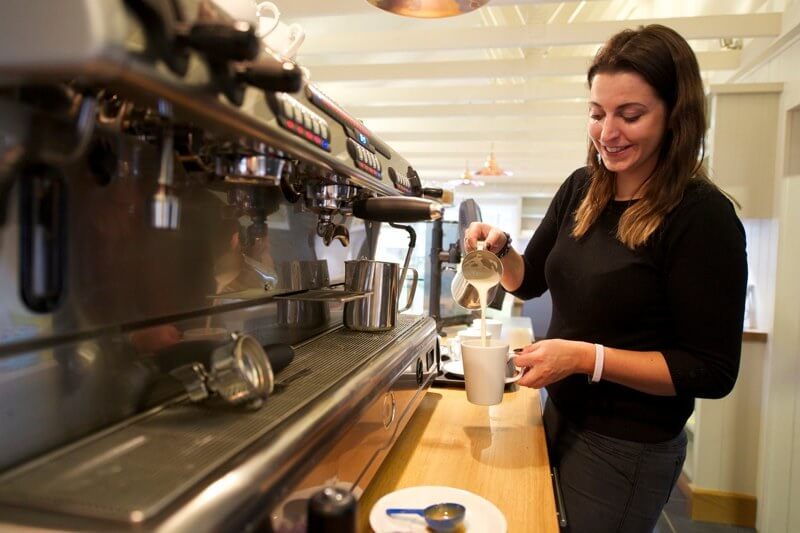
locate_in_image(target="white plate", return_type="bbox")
[443,360,520,384]
[442,360,465,377]
[370,485,507,533]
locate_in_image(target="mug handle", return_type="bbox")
[505,367,524,384]
[505,355,524,383]
[256,1,280,38]
[399,267,418,312]
[281,23,306,59]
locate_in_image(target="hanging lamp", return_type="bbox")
[447,161,485,188]
[474,144,512,177]
[366,0,490,18]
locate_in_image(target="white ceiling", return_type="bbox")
[272,0,782,195]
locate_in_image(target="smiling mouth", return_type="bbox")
[603,145,632,156]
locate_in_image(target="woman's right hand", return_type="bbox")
[464,222,509,255]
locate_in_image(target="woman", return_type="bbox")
[465,25,747,532]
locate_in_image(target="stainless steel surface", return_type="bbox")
[275,288,372,303]
[343,260,418,332]
[451,243,503,310]
[213,153,289,184]
[204,333,274,408]
[0,2,441,531]
[0,316,436,531]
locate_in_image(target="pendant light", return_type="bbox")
[474,143,512,177]
[366,0,491,18]
[446,161,485,188]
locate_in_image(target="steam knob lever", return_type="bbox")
[176,21,260,62]
[352,196,443,223]
[236,61,303,94]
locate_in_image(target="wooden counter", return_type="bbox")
[358,386,559,533]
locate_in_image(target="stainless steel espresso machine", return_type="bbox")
[0,1,444,530]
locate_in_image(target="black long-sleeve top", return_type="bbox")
[512,167,748,442]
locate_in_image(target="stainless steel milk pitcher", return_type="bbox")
[343,259,418,331]
[451,241,503,310]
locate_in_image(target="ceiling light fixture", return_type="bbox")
[446,161,485,188]
[474,144,512,177]
[366,0,491,18]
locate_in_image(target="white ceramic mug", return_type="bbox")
[452,328,490,361]
[461,339,522,406]
[471,318,502,341]
[256,1,305,60]
[255,1,281,37]
[264,21,305,60]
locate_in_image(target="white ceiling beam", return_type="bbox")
[393,139,580,152]
[381,130,588,143]
[318,81,588,105]
[416,159,584,178]
[282,0,601,19]
[408,153,579,164]
[309,50,740,82]
[346,100,587,118]
[299,14,781,55]
[364,115,588,132]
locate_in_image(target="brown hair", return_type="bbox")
[571,24,712,248]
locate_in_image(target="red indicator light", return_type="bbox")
[305,131,313,140]
[286,120,295,128]
[296,125,304,134]
[313,135,321,144]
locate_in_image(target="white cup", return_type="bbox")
[265,21,305,60]
[452,328,490,361]
[256,1,305,60]
[471,318,503,341]
[461,339,522,406]
[255,1,281,37]
[507,327,534,351]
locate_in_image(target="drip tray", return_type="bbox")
[0,316,424,523]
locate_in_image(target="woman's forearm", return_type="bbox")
[499,249,525,293]
[576,343,676,396]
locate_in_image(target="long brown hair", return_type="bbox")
[572,24,711,248]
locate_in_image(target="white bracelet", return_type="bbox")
[591,343,605,383]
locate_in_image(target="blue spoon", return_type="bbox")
[386,502,466,531]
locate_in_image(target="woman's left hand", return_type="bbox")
[513,339,593,389]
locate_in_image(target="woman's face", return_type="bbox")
[588,71,667,182]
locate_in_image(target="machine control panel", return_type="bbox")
[347,138,381,179]
[388,167,422,196]
[269,93,331,152]
[304,84,391,158]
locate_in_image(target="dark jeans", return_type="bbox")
[543,400,687,533]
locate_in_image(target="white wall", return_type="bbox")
[735,1,800,529]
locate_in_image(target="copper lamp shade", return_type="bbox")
[367,0,490,18]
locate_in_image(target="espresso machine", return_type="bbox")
[0,1,444,530]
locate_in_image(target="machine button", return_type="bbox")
[320,124,329,139]
[281,98,293,118]
[312,120,321,136]
[292,105,303,124]
[302,113,313,130]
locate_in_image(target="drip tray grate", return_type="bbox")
[0,316,426,522]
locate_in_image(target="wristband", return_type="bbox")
[496,232,512,258]
[590,343,605,383]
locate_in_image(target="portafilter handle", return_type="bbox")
[352,196,443,223]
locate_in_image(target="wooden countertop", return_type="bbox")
[358,386,559,533]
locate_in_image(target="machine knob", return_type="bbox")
[177,21,260,62]
[352,196,443,223]
[236,60,303,93]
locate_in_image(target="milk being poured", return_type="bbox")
[461,243,503,346]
